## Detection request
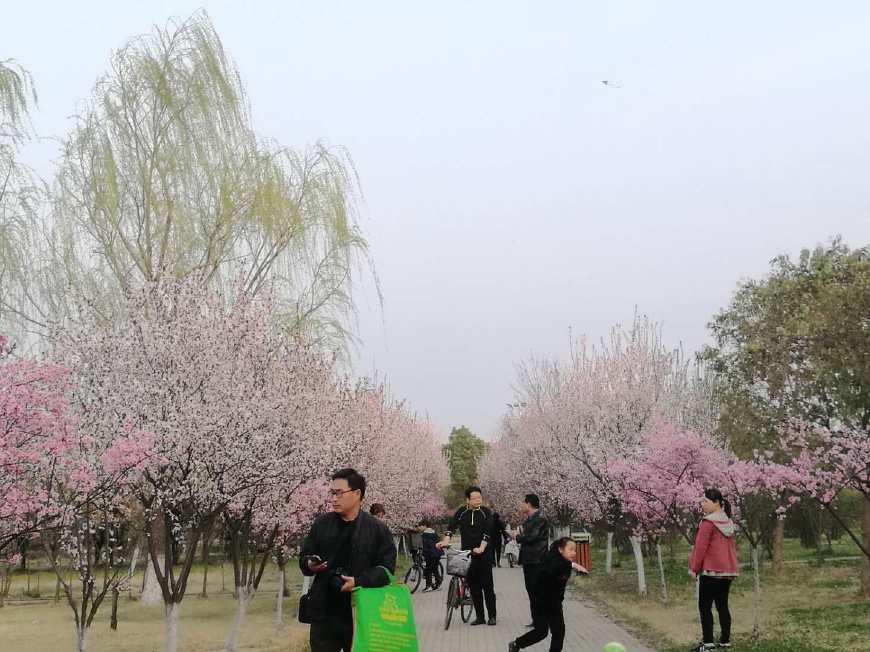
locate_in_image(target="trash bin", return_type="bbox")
[570,531,591,570]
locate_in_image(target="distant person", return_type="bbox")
[369,503,386,520]
[299,469,396,652]
[688,488,738,652]
[437,486,497,625]
[508,537,587,652]
[515,493,550,627]
[417,518,443,592]
[490,510,509,567]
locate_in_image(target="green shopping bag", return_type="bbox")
[351,570,418,652]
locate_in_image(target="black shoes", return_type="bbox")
[488,616,497,626]
[470,619,487,626]
[508,642,519,652]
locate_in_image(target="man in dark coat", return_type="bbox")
[515,493,550,627]
[491,511,509,567]
[299,468,397,652]
[437,485,497,625]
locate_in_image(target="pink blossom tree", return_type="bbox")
[770,425,870,596]
[0,335,75,558]
[609,422,729,601]
[55,278,338,652]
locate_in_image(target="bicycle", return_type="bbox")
[403,547,444,594]
[442,547,474,630]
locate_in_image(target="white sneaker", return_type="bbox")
[421,587,433,593]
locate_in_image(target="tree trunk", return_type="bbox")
[200,523,214,597]
[751,544,761,637]
[225,587,249,651]
[605,532,614,575]
[629,536,647,595]
[142,514,166,606]
[141,556,165,606]
[165,603,179,652]
[55,576,62,603]
[110,587,120,631]
[275,566,285,625]
[655,542,667,603]
[772,518,785,576]
[127,544,140,600]
[861,494,870,598]
[75,625,88,652]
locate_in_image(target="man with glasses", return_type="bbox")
[299,468,396,652]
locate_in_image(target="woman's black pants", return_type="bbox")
[515,603,565,652]
[698,575,732,644]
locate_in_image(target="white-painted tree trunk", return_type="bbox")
[127,544,140,599]
[141,556,164,606]
[655,542,667,603]
[165,603,179,652]
[629,536,647,595]
[275,568,285,625]
[74,625,87,652]
[751,544,761,636]
[605,532,614,575]
[225,587,250,652]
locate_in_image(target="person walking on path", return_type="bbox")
[688,488,738,651]
[491,510,509,567]
[515,493,550,627]
[437,485,498,625]
[417,519,443,592]
[508,537,588,652]
[299,469,397,652]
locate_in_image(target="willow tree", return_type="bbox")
[0,59,45,339]
[2,11,375,354]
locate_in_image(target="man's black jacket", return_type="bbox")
[517,510,550,565]
[299,510,396,620]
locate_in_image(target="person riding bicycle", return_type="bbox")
[417,518,442,592]
[436,485,497,626]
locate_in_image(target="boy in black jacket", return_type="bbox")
[508,537,588,652]
[417,519,443,591]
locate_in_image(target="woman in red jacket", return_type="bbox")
[688,488,738,651]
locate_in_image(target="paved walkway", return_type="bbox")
[412,565,656,652]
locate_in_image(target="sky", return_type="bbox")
[5,1,870,439]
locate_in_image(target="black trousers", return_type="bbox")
[492,543,503,566]
[522,563,542,622]
[424,557,440,587]
[467,554,496,620]
[698,575,733,644]
[515,602,565,652]
[310,620,352,652]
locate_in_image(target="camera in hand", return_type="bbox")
[328,567,347,591]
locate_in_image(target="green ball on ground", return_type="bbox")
[601,644,626,652]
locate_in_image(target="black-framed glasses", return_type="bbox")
[329,488,358,498]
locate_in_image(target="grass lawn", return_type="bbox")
[574,536,870,652]
[0,562,311,651]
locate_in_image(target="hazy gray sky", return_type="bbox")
[6,1,870,439]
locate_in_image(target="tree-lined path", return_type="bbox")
[412,566,655,652]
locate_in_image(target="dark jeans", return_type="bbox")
[698,575,733,644]
[424,557,440,587]
[467,554,496,620]
[523,563,542,622]
[492,544,502,566]
[310,620,352,652]
[515,603,565,652]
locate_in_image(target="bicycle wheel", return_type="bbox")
[444,576,458,630]
[433,561,444,589]
[460,580,474,623]
[404,564,422,594]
